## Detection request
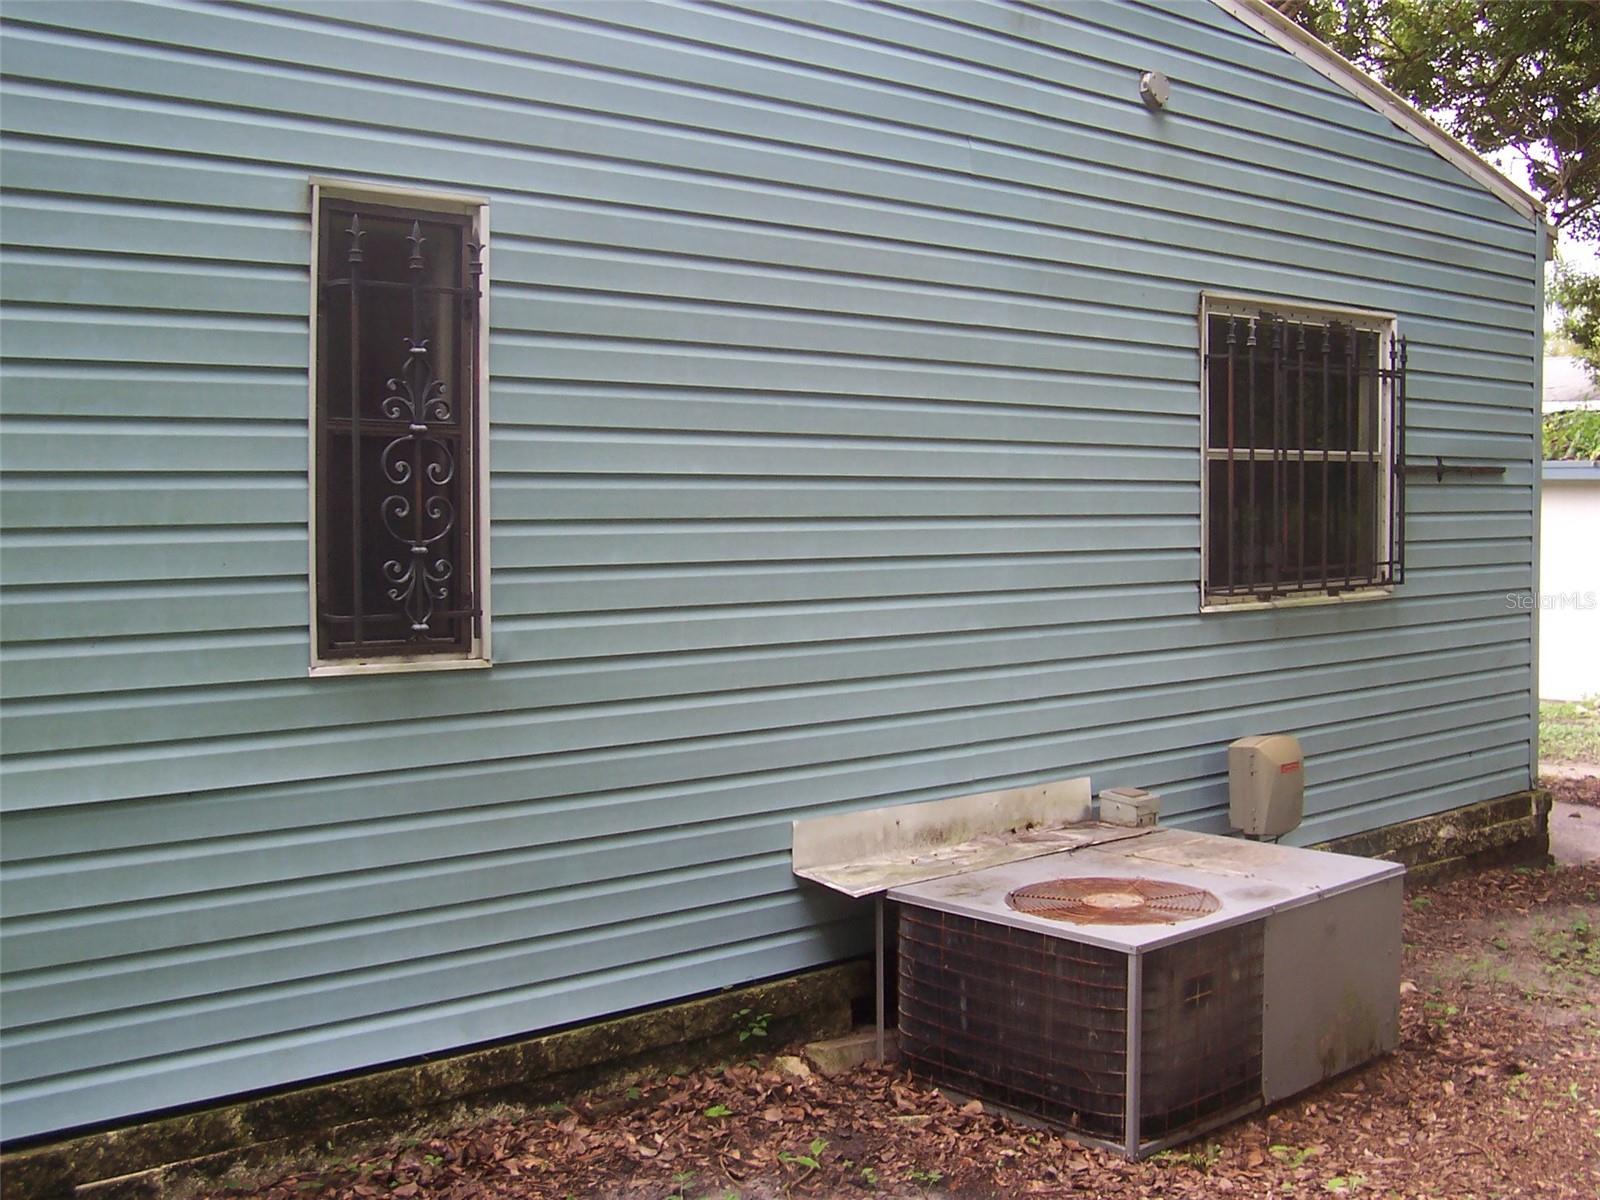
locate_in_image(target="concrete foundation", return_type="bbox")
[1314,788,1552,886]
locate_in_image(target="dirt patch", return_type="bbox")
[207,866,1600,1200]
[1427,898,1599,1016]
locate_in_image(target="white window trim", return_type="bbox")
[1198,292,1398,614]
[306,178,493,676]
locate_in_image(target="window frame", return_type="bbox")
[307,178,493,676]
[1198,291,1403,613]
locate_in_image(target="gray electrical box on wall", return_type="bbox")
[1229,735,1305,838]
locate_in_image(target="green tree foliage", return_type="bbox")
[1270,1,1600,377]
[1270,0,1599,237]
[1551,264,1600,384]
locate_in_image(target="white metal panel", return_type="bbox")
[1262,874,1403,1101]
[888,829,1403,950]
[791,777,1093,896]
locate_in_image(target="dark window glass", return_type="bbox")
[1204,309,1405,602]
[315,199,482,659]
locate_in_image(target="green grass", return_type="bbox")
[1532,914,1599,979]
[1541,699,1600,764]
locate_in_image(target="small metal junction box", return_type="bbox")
[1099,785,1161,827]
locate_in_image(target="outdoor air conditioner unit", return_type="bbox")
[889,829,1403,1159]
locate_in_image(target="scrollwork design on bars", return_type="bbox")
[377,220,459,637]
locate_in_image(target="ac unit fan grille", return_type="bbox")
[1008,877,1221,925]
[898,905,1264,1148]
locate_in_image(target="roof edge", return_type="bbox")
[1208,0,1549,227]
[1543,460,1600,480]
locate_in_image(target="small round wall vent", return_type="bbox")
[1006,876,1221,925]
[1139,69,1170,110]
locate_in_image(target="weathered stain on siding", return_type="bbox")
[0,0,1537,1139]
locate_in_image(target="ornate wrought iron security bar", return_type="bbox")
[1205,312,1406,601]
[315,200,481,659]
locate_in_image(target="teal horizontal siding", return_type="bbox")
[0,649,1529,921]
[0,580,1524,709]
[0,0,1537,1140]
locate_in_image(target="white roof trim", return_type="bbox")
[1208,0,1547,225]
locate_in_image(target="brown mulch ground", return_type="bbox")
[216,865,1600,1200]
[1544,771,1600,808]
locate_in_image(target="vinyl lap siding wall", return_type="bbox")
[0,0,1538,1140]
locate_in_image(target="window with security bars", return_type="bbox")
[1201,296,1406,605]
[313,191,486,667]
